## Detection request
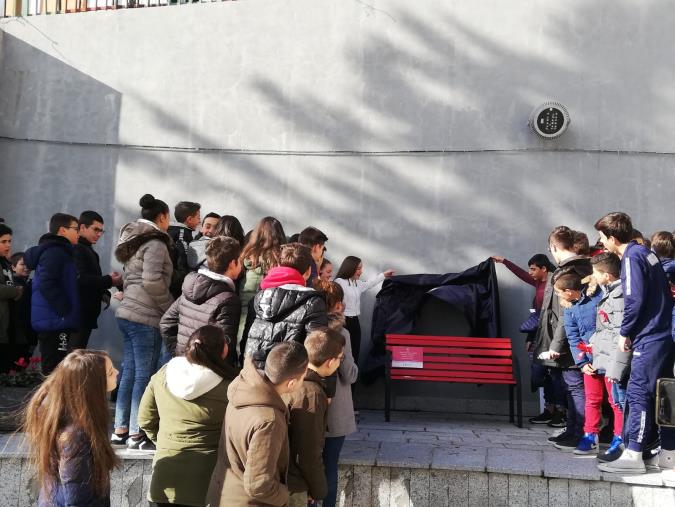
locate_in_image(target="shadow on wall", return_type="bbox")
[0,31,122,362]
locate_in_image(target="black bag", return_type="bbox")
[656,378,675,427]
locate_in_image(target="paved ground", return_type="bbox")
[1,409,670,487]
[340,410,668,487]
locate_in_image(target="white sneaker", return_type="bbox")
[597,449,646,474]
[662,468,675,487]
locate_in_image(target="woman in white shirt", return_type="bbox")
[334,256,394,365]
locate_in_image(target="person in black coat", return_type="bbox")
[73,211,122,349]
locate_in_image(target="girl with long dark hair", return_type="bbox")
[23,350,119,507]
[334,256,394,365]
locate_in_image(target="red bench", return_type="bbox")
[385,334,523,427]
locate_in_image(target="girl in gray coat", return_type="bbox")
[313,279,358,507]
[112,194,174,451]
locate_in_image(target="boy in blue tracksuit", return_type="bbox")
[594,213,674,474]
[553,270,602,453]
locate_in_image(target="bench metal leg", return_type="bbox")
[508,384,515,424]
[385,350,392,422]
[517,382,523,428]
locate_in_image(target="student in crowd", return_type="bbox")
[139,325,238,507]
[8,251,37,363]
[0,223,23,373]
[594,213,674,474]
[534,227,592,448]
[589,252,630,462]
[283,329,345,507]
[650,230,675,339]
[238,216,287,351]
[245,243,328,366]
[195,212,221,240]
[188,214,245,271]
[168,201,201,298]
[161,236,242,366]
[23,349,119,507]
[24,213,82,375]
[492,253,565,425]
[73,211,121,350]
[112,194,174,451]
[206,341,309,507]
[553,270,603,453]
[319,258,333,282]
[313,279,358,507]
[298,226,328,286]
[334,256,394,366]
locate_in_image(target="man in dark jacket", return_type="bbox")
[533,226,592,441]
[594,212,674,474]
[73,211,122,349]
[160,236,242,365]
[245,243,328,366]
[23,213,82,375]
[168,201,201,298]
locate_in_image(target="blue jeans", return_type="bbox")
[562,369,585,437]
[322,436,345,507]
[114,318,162,434]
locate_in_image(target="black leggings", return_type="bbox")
[344,316,362,364]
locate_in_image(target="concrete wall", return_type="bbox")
[1,0,674,412]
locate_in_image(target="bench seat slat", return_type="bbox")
[390,368,514,380]
[418,363,513,373]
[386,346,512,357]
[421,356,513,365]
[391,375,516,385]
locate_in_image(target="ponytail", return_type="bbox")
[185,325,238,380]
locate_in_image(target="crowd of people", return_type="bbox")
[0,194,394,506]
[2,202,674,505]
[493,215,675,479]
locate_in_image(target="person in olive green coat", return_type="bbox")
[138,325,238,507]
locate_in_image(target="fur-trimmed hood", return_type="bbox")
[115,220,172,263]
[327,312,346,331]
[559,275,599,309]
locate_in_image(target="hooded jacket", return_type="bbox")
[562,284,602,367]
[533,255,592,369]
[281,369,329,499]
[23,234,81,333]
[74,236,112,330]
[138,357,235,506]
[206,358,290,507]
[326,313,358,437]
[590,280,632,381]
[160,268,241,357]
[245,268,327,363]
[115,221,173,328]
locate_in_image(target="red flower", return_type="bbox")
[14,357,27,368]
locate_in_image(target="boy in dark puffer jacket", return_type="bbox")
[245,243,328,366]
[23,213,81,375]
[160,236,242,366]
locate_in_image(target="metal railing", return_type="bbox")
[1,0,228,17]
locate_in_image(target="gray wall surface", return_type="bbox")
[1,0,674,413]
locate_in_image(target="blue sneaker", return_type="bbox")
[598,436,624,463]
[574,432,598,455]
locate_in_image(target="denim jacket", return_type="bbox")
[563,288,603,367]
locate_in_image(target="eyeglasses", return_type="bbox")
[91,227,105,234]
[66,226,79,231]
